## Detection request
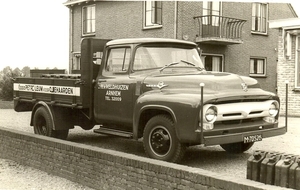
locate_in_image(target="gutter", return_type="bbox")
[63,0,99,7]
[174,1,178,39]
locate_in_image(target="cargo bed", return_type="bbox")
[13,74,83,109]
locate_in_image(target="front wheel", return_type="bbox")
[220,142,254,153]
[143,115,186,163]
[33,106,69,140]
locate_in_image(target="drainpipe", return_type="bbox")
[69,8,73,74]
[174,1,178,39]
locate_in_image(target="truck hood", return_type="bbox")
[142,71,273,100]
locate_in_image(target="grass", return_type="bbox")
[0,100,13,109]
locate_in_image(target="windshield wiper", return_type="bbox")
[159,60,204,72]
[181,60,205,71]
[159,62,180,72]
[180,59,195,66]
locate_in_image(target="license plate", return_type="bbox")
[243,134,262,143]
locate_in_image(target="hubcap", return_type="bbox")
[149,126,172,157]
[37,117,47,135]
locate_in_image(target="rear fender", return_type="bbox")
[31,101,74,130]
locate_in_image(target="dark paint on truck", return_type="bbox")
[13,38,287,163]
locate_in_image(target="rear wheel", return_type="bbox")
[33,106,68,140]
[220,142,254,153]
[143,115,186,163]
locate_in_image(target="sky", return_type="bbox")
[0,0,299,72]
[0,0,69,71]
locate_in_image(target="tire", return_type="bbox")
[33,106,69,140]
[143,115,186,163]
[220,142,254,153]
[53,130,69,140]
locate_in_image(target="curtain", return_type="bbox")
[212,56,221,71]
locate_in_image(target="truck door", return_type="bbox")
[94,47,134,131]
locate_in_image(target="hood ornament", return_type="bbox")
[146,81,168,90]
[241,83,248,92]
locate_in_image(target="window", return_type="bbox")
[202,1,221,26]
[252,3,268,34]
[201,54,223,72]
[144,1,162,29]
[82,5,95,35]
[104,48,131,75]
[250,57,266,77]
[72,53,81,71]
[93,52,103,65]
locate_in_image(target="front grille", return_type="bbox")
[223,113,242,117]
[217,117,262,125]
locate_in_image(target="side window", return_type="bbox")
[251,3,268,34]
[104,48,130,75]
[82,5,95,35]
[144,1,162,29]
[250,57,266,77]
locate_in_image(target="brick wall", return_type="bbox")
[0,127,285,190]
[277,29,300,116]
[222,3,295,93]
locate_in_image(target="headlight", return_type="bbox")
[205,106,217,123]
[269,102,279,117]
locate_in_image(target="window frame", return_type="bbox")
[249,57,267,77]
[82,4,96,36]
[202,1,222,26]
[201,53,224,72]
[103,47,131,76]
[72,52,81,71]
[251,3,268,35]
[143,1,162,29]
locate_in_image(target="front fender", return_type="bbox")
[133,91,201,143]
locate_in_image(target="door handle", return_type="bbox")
[98,79,107,82]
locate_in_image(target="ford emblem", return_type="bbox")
[241,83,248,92]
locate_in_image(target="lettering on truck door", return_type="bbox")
[94,47,134,129]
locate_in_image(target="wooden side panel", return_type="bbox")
[14,77,83,108]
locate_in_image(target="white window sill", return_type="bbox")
[251,31,268,36]
[249,74,267,78]
[143,25,162,30]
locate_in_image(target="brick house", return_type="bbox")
[63,1,297,93]
[270,18,300,116]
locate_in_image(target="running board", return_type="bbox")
[94,128,133,138]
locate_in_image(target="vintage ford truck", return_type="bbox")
[13,38,287,163]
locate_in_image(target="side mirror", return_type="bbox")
[197,47,203,56]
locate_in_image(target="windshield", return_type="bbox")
[133,46,204,71]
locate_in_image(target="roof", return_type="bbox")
[63,0,100,6]
[106,38,197,46]
[269,18,300,29]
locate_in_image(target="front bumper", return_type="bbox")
[203,125,287,146]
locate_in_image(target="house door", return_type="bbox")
[202,1,221,37]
